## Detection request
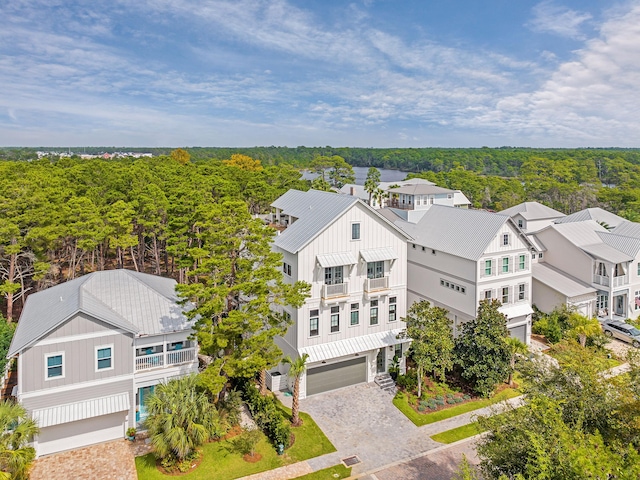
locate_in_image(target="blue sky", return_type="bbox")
[1,0,639,147]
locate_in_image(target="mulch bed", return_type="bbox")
[243,453,262,463]
[155,450,204,476]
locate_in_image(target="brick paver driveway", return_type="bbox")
[300,382,440,474]
[30,439,137,480]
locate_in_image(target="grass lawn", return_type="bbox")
[393,388,520,427]
[430,422,483,444]
[292,464,352,479]
[136,403,335,480]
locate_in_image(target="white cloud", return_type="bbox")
[527,1,593,39]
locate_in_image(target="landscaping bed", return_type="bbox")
[136,404,335,480]
[393,385,519,427]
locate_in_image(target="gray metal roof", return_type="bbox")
[390,205,520,261]
[527,233,546,252]
[612,220,640,239]
[554,207,626,228]
[388,184,455,195]
[598,232,640,258]
[317,252,358,268]
[32,392,130,428]
[360,247,398,263]
[549,221,634,263]
[272,189,410,253]
[499,202,565,220]
[9,270,193,357]
[532,263,596,298]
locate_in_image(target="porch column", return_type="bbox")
[609,264,615,321]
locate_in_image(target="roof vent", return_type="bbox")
[59,296,63,302]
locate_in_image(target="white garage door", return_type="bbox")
[508,324,527,344]
[37,412,126,457]
[306,357,367,396]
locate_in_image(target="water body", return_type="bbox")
[302,166,410,185]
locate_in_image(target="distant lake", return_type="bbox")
[302,166,410,185]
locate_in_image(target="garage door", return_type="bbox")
[508,324,527,344]
[37,412,126,457]
[306,357,367,396]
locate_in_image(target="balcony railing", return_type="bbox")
[388,199,414,210]
[365,276,389,292]
[594,274,628,287]
[322,282,348,299]
[135,347,197,372]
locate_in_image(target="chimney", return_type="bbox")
[350,186,356,196]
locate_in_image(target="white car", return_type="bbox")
[602,321,640,348]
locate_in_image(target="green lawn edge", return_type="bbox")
[430,422,483,444]
[136,402,335,480]
[393,388,520,427]
[292,464,352,479]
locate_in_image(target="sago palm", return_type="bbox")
[568,313,601,347]
[0,400,39,480]
[145,375,218,463]
[283,353,309,426]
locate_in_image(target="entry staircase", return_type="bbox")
[374,373,397,394]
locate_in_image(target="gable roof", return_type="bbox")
[544,221,635,263]
[388,205,531,261]
[9,270,193,357]
[554,207,626,228]
[612,220,640,239]
[388,184,455,195]
[533,263,596,298]
[272,189,411,253]
[499,202,565,220]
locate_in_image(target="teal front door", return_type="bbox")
[137,385,155,424]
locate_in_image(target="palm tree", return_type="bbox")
[568,313,602,347]
[282,353,309,427]
[505,337,528,387]
[145,375,219,463]
[0,400,39,480]
[364,167,381,205]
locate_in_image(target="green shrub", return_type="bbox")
[463,394,471,400]
[435,398,445,406]
[396,371,418,392]
[418,405,426,412]
[232,428,262,456]
[242,383,291,449]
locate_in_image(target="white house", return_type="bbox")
[340,178,471,211]
[270,189,412,398]
[7,270,198,457]
[379,205,536,344]
[532,220,640,320]
[498,201,565,233]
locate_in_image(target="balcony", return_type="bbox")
[365,276,389,292]
[593,275,628,287]
[135,347,197,372]
[322,282,348,299]
[388,199,414,210]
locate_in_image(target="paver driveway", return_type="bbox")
[29,439,137,480]
[300,382,440,474]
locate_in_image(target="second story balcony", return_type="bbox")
[365,276,389,292]
[594,274,628,288]
[135,343,197,372]
[322,282,348,299]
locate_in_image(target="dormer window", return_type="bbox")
[502,234,510,246]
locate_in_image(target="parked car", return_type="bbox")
[602,321,640,347]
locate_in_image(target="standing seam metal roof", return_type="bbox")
[499,202,566,220]
[390,205,517,261]
[273,189,410,253]
[554,207,626,228]
[9,270,193,357]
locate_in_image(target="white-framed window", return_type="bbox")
[370,300,379,325]
[351,223,360,240]
[518,283,526,301]
[484,290,493,300]
[310,309,319,336]
[45,352,64,380]
[501,287,510,304]
[325,266,343,285]
[518,219,524,228]
[502,233,510,246]
[367,261,384,279]
[350,303,360,326]
[635,292,640,311]
[484,259,493,277]
[389,297,397,322]
[637,263,640,276]
[95,345,114,372]
[597,294,608,311]
[501,257,510,274]
[394,343,403,358]
[330,306,340,333]
[282,262,291,276]
[518,254,526,271]
[539,253,543,259]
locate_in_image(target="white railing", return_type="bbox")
[135,347,197,372]
[322,283,348,298]
[166,347,197,366]
[365,276,389,292]
[594,274,610,286]
[613,275,629,287]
